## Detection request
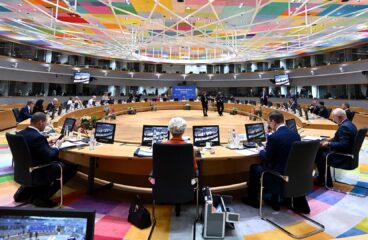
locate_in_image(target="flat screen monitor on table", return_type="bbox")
[192,125,220,147]
[245,123,266,143]
[285,119,298,133]
[95,122,116,144]
[141,125,170,146]
[0,207,95,240]
[61,118,76,135]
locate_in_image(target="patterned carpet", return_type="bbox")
[1,130,368,240]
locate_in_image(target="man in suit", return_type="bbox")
[309,99,320,115]
[243,111,302,211]
[15,112,77,207]
[317,101,330,118]
[200,91,209,117]
[315,108,357,187]
[18,100,34,122]
[260,87,269,106]
[46,98,58,113]
[215,92,225,116]
[342,102,354,121]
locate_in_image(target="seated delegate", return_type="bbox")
[14,112,78,207]
[243,111,310,213]
[149,117,197,185]
[18,100,34,122]
[314,108,357,187]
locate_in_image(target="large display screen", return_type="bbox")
[95,122,116,144]
[274,74,290,86]
[141,125,170,146]
[192,125,220,147]
[172,85,196,100]
[73,72,90,84]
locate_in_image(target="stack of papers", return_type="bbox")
[302,136,322,141]
[60,141,88,150]
[134,148,153,157]
[236,149,260,156]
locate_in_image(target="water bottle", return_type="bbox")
[77,128,81,140]
[232,129,236,143]
[227,130,233,145]
[89,131,95,150]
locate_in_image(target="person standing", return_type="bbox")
[200,91,209,117]
[260,87,269,106]
[215,92,224,116]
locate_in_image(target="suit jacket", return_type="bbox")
[260,91,269,105]
[330,119,357,154]
[46,103,55,112]
[318,107,329,118]
[259,126,301,174]
[215,96,224,105]
[18,106,32,122]
[200,95,208,105]
[17,127,59,167]
[345,109,354,121]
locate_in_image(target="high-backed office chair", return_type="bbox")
[6,133,64,207]
[149,143,199,240]
[259,141,324,239]
[12,108,21,123]
[326,108,332,119]
[325,128,368,197]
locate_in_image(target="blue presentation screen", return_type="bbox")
[172,85,196,100]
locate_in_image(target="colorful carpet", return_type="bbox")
[1,130,368,240]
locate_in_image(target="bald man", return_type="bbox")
[315,108,357,187]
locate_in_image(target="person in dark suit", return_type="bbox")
[342,102,354,121]
[260,87,269,106]
[46,98,58,113]
[243,111,302,211]
[309,99,320,114]
[215,92,225,116]
[32,99,45,114]
[15,112,77,207]
[317,101,329,118]
[18,100,34,122]
[315,108,357,187]
[200,91,209,117]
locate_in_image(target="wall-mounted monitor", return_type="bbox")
[73,72,90,84]
[274,74,290,86]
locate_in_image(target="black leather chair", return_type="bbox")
[259,141,324,239]
[6,133,64,207]
[12,108,20,123]
[325,128,368,197]
[149,143,199,240]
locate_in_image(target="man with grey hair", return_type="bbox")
[315,108,357,187]
[15,112,77,207]
[18,100,34,122]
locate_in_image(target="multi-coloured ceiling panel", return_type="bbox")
[0,0,366,63]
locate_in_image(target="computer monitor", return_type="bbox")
[141,125,170,146]
[245,123,266,142]
[285,119,298,133]
[192,125,220,147]
[61,118,76,135]
[95,122,116,144]
[0,207,95,240]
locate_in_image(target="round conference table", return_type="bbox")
[21,101,338,193]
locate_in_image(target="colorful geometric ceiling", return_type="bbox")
[0,0,367,63]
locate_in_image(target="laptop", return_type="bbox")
[245,123,266,146]
[192,125,220,147]
[94,122,116,144]
[141,125,170,146]
[285,119,298,133]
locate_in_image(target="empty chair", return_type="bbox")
[149,143,199,239]
[324,128,368,197]
[6,133,64,207]
[259,141,324,239]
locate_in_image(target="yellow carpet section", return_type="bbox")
[124,205,172,240]
[244,221,332,240]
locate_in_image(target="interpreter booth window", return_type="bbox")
[81,84,109,96]
[31,83,46,96]
[8,81,32,96]
[48,83,64,96]
[0,81,9,96]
